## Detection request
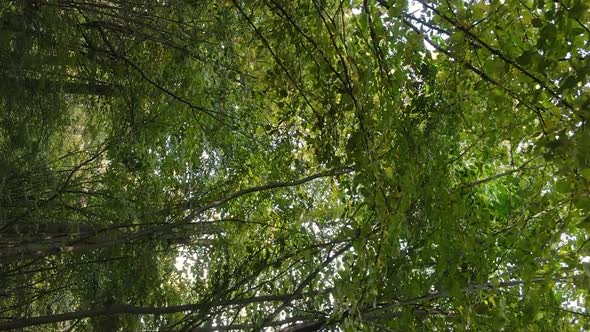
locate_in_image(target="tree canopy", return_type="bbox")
[0,0,589,330]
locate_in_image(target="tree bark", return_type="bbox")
[0,292,325,330]
[0,77,116,96]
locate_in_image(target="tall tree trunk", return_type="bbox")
[0,292,323,330]
[0,77,117,96]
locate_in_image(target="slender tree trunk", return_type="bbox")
[0,77,117,96]
[0,222,97,236]
[0,278,551,330]
[0,292,324,330]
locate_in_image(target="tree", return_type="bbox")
[0,0,588,330]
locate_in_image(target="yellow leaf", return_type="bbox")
[384,166,394,179]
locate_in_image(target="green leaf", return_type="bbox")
[555,179,570,193]
[516,53,532,65]
[574,197,590,211]
[560,75,578,90]
[576,216,590,231]
[531,18,543,28]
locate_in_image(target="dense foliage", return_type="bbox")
[1,0,589,330]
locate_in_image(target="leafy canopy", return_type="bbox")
[0,0,589,331]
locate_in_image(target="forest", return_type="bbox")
[0,0,589,330]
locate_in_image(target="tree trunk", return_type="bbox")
[0,77,117,96]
